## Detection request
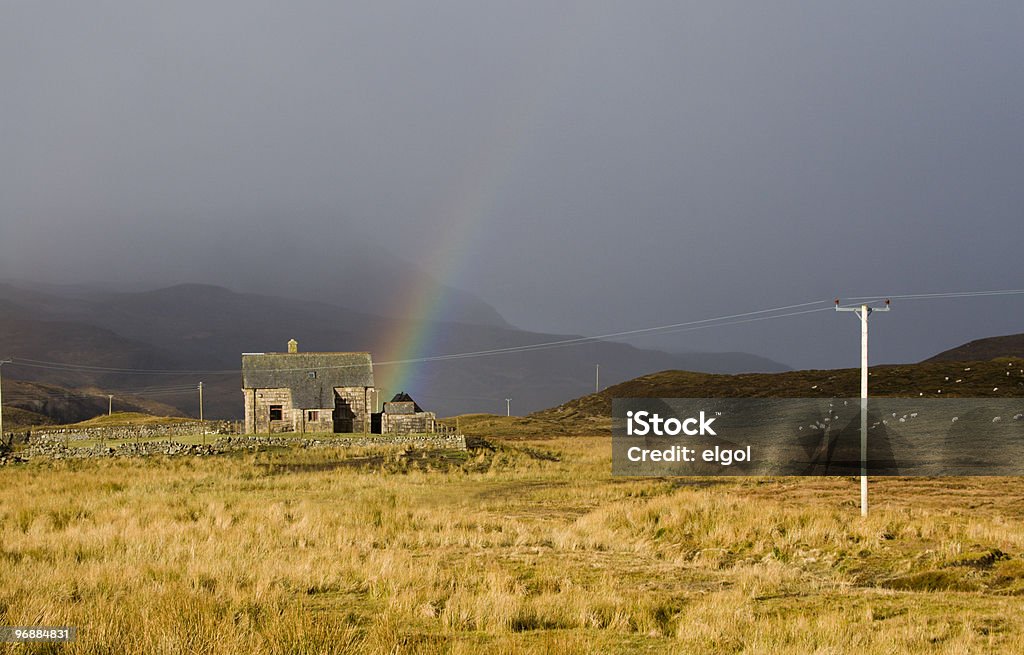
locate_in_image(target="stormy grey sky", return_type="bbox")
[2,1,1022,370]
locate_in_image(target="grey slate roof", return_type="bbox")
[387,392,424,413]
[242,352,374,409]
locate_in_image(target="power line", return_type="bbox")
[0,384,201,403]
[120,384,198,391]
[364,306,834,369]
[6,359,239,376]
[425,301,830,358]
[845,288,1024,302]
[120,389,198,397]
[408,392,509,402]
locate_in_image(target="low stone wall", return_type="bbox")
[22,440,220,460]
[217,434,466,450]
[14,433,467,461]
[24,421,234,443]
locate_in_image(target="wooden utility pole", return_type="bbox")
[108,394,113,416]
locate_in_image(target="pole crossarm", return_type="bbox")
[834,298,891,315]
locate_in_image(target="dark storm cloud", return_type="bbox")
[1,1,1022,368]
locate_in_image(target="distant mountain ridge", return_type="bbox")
[3,228,512,329]
[0,281,789,420]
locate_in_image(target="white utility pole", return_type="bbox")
[198,382,206,445]
[108,394,113,416]
[835,298,891,517]
[0,359,10,439]
[505,398,511,417]
[595,364,600,393]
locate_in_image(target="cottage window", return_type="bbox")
[307,371,316,379]
[307,410,319,421]
[269,405,283,421]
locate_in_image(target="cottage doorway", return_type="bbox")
[333,395,356,433]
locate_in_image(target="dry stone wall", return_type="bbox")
[19,421,233,443]
[12,433,466,461]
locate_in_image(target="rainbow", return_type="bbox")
[375,134,519,399]
[375,10,597,403]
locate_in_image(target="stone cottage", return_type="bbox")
[242,340,378,434]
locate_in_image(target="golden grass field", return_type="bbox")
[2,436,1024,654]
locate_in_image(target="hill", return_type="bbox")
[1,379,185,431]
[531,358,1024,434]
[59,412,198,428]
[1,406,54,431]
[925,333,1024,362]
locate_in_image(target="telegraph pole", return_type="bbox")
[595,364,600,393]
[0,359,11,440]
[108,394,113,416]
[505,398,511,417]
[835,298,891,517]
[198,382,206,445]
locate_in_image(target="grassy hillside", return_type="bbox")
[0,406,54,431]
[59,412,199,428]
[444,413,575,439]
[532,358,1024,433]
[925,333,1024,362]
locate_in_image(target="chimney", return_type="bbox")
[288,339,298,354]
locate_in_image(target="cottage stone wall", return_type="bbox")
[246,388,294,434]
[381,411,437,434]
[298,408,334,433]
[333,386,374,433]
